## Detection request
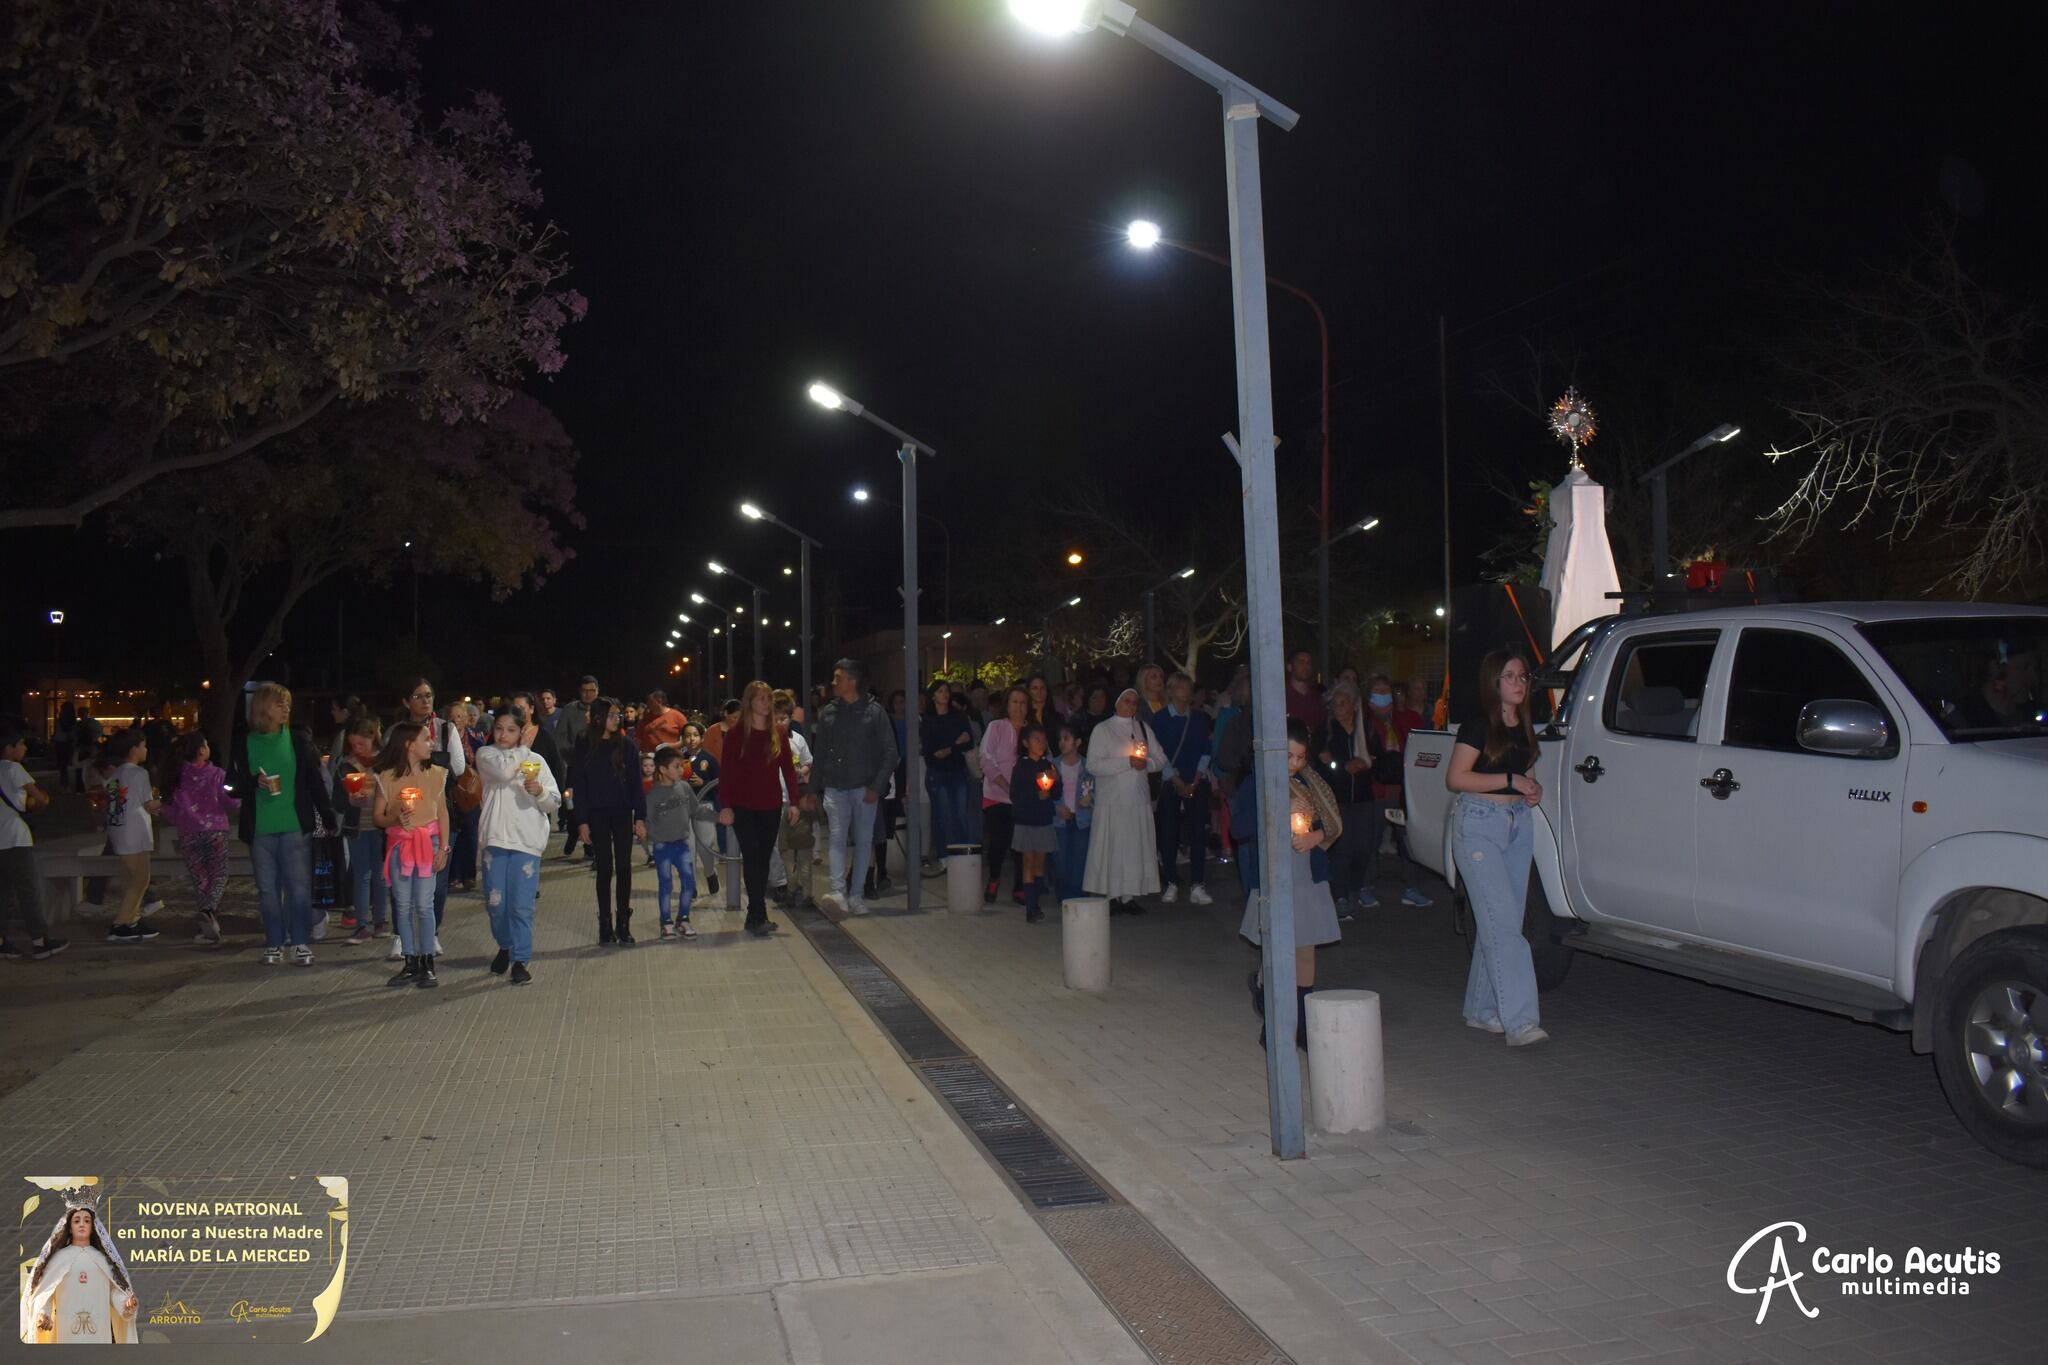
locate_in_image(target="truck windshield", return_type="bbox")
[1858,619,2048,740]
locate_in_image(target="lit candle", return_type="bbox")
[1035,769,1054,793]
[1290,810,1311,836]
[519,760,543,779]
[342,770,369,795]
[1131,743,1147,760]
[399,785,422,811]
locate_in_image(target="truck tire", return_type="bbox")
[1932,928,2048,1168]
[1453,882,1573,992]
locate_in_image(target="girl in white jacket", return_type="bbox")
[478,706,562,985]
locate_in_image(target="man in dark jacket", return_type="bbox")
[803,658,898,917]
[557,675,597,858]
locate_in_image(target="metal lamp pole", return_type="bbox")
[740,503,823,703]
[807,383,939,913]
[690,595,738,697]
[853,486,952,632]
[1644,423,1740,589]
[1010,0,1306,1157]
[1140,565,1195,669]
[709,560,770,682]
[1129,229,1332,682]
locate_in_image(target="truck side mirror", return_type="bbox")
[1797,699,1895,758]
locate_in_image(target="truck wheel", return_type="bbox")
[1524,881,1573,992]
[1453,884,1573,991]
[1932,929,2048,1168]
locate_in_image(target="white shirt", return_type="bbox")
[105,761,155,855]
[781,731,813,804]
[0,759,32,849]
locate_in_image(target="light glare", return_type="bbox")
[1009,0,1090,34]
[740,502,764,520]
[807,382,845,410]
[1126,219,1163,249]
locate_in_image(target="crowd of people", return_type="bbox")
[1,646,1553,1049]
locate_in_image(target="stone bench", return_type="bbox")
[35,834,254,924]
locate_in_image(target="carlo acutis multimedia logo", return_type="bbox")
[1726,1221,2003,1323]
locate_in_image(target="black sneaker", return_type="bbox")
[33,937,68,960]
[0,940,22,959]
[108,923,145,943]
[416,957,439,988]
[1025,906,1045,924]
[706,872,720,894]
[134,920,161,941]
[509,962,532,985]
[746,921,775,938]
[616,931,636,947]
[490,949,511,975]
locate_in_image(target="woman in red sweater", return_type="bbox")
[716,681,801,937]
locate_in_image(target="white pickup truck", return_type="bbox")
[1403,602,2048,1166]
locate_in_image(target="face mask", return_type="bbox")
[1369,692,1393,708]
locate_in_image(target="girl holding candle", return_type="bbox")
[976,687,1029,904]
[1007,724,1061,924]
[1052,722,1093,900]
[372,720,451,987]
[1081,688,1164,913]
[162,731,238,945]
[477,703,560,984]
[333,718,388,947]
[1240,722,1345,1050]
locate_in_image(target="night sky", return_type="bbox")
[6,1,2042,706]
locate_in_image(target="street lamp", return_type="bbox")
[849,483,952,630]
[1644,423,1741,587]
[690,595,738,692]
[47,609,63,675]
[740,500,823,698]
[1141,566,1196,669]
[707,560,770,682]
[807,381,940,912]
[1009,0,1308,1158]
[1126,216,1334,684]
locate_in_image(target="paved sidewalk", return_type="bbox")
[843,866,2048,1365]
[0,862,1146,1364]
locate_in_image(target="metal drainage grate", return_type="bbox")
[922,1060,1110,1210]
[796,916,969,1062]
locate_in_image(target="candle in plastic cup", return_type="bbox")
[399,786,422,810]
[519,761,543,779]
[1035,770,1054,793]
[1131,744,1147,760]
[342,770,369,795]
[1290,810,1311,836]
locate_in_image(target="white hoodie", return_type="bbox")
[477,745,562,857]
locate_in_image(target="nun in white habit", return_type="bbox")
[1082,688,1165,909]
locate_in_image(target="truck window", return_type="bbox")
[1602,630,1717,740]
[1722,628,1893,753]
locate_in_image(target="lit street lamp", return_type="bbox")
[690,594,738,691]
[1126,217,1335,684]
[850,483,952,630]
[707,560,769,682]
[808,381,939,912]
[739,501,822,697]
[1140,566,1196,668]
[1645,424,1741,587]
[47,609,64,675]
[1008,0,1308,1157]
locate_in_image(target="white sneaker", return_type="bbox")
[1506,1025,1549,1047]
[432,936,443,955]
[262,947,282,966]
[292,945,315,967]
[387,936,404,961]
[1188,885,1214,906]
[310,911,329,941]
[847,899,870,917]
[1159,884,1179,904]
[819,892,847,917]
[1465,1016,1505,1034]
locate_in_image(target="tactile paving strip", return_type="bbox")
[794,911,1295,1365]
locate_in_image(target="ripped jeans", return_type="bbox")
[481,847,541,964]
[1450,794,1539,1035]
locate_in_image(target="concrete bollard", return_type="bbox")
[1061,897,1111,992]
[723,850,743,914]
[1306,990,1385,1135]
[944,851,983,914]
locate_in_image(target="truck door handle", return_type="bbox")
[1700,767,1741,800]
[1573,756,1604,783]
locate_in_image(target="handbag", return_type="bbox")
[440,723,484,814]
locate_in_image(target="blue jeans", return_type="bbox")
[927,770,975,855]
[387,844,438,957]
[349,828,388,931]
[1054,822,1092,899]
[821,787,879,902]
[653,840,695,924]
[251,831,312,950]
[1450,795,1539,1034]
[481,847,539,963]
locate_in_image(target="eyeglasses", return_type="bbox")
[1498,671,1530,684]
[410,690,434,701]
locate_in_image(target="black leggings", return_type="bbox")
[981,803,1014,891]
[586,808,635,931]
[731,806,782,925]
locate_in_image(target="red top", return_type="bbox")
[637,707,687,753]
[718,722,800,812]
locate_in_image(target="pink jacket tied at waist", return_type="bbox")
[385,822,440,880]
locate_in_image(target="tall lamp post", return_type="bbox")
[852,484,952,631]
[1009,0,1306,1157]
[707,561,769,683]
[689,594,738,694]
[807,381,938,913]
[1126,220,1333,684]
[675,615,714,709]
[47,609,64,676]
[1645,423,1740,588]
[1039,594,1083,676]
[739,502,822,701]
[1140,566,1195,669]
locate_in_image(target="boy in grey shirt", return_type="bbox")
[647,747,706,940]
